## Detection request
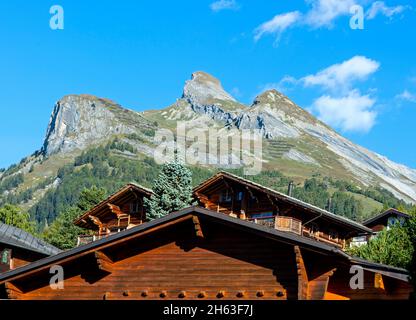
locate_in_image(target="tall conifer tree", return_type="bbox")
[144,161,194,220]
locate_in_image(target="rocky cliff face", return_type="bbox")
[32,72,416,203]
[41,95,152,156]
[183,71,237,105]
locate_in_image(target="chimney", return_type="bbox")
[287,181,294,197]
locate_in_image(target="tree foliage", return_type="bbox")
[144,162,195,220]
[0,204,36,234]
[331,191,362,221]
[0,173,24,194]
[350,208,416,299]
[348,223,414,270]
[292,178,363,221]
[42,186,107,250]
[29,143,161,227]
[404,208,416,299]
[76,186,107,212]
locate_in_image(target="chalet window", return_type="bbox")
[129,202,140,214]
[220,190,232,203]
[387,216,402,229]
[236,191,243,201]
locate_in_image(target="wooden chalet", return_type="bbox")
[0,223,61,273]
[73,183,153,246]
[193,172,372,250]
[0,207,411,300]
[363,208,411,233]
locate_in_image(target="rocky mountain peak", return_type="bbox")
[182,71,236,105]
[253,89,286,105]
[41,95,146,157]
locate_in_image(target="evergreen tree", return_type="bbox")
[43,207,85,250]
[0,204,36,233]
[76,186,107,212]
[144,161,194,220]
[43,186,107,250]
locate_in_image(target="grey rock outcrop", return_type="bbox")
[41,95,150,156]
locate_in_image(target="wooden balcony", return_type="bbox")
[77,234,111,247]
[77,228,125,246]
[247,216,302,235]
[275,216,302,235]
[246,215,345,248]
[76,221,142,247]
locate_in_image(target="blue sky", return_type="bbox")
[0,0,415,169]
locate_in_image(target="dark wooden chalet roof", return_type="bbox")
[0,223,61,256]
[0,206,408,284]
[73,183,153,228]
[363,208,411,228]
[193,171,372,234]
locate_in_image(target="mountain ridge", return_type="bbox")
[1,71,415,218]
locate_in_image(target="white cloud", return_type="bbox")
[210,0,239,12]
[366,1,410,20]
[231,87,242,98]
[311,90,377,132]
[254,11,302,42]
[253,0,410,42]
[302,56,380,92]
[305,0,357,28]
[272,56,381,132]
[396,90,416,103]
[259,76,298,94]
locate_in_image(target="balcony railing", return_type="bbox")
[77,224,137,247]
[275,216,302,235]
[77,233,114,246]
[247,216,302,235]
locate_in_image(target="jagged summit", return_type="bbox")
[252,89,287,105]
[41,95,151,156]
[182,71,237,105]
[250,88,320,124]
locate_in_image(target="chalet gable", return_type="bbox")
[74,183,153,233]
[193,172,372,246]
[363,208,411,230]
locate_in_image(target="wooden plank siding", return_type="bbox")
[0,209,411,300]
[3,220,298,300]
